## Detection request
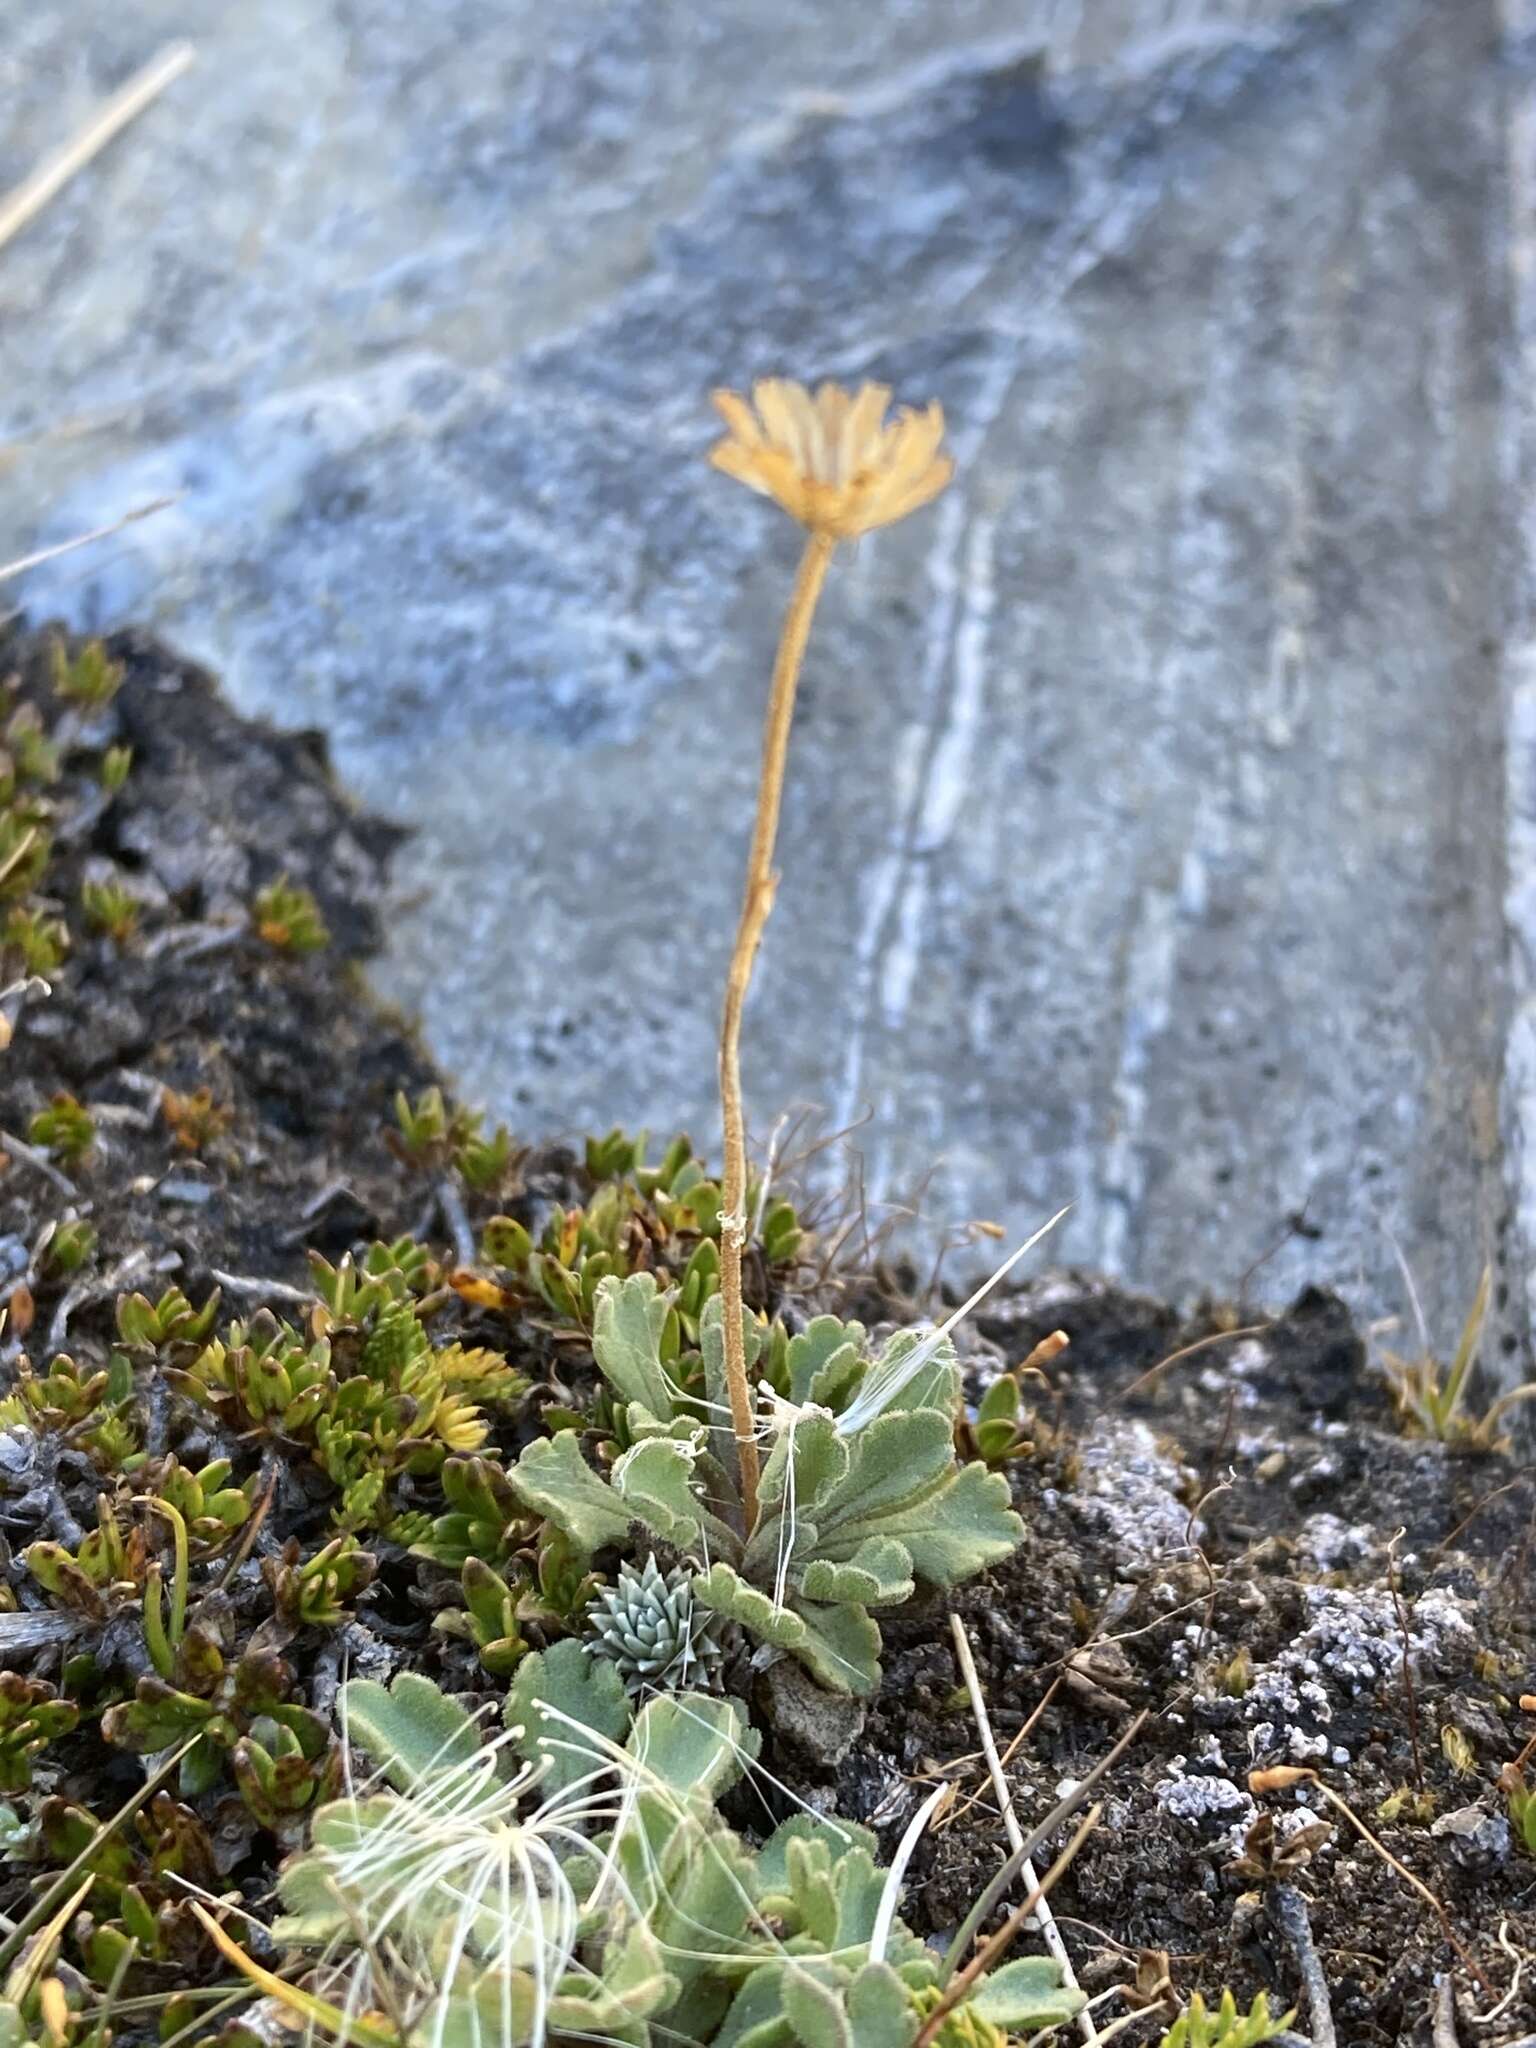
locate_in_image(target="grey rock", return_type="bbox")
[755,1653,866,1769]
[1431,1803,1511,1873]
[4,0,1535,1362]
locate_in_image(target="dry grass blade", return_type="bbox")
[0,1738,198,1972]
[949,1614,1098,2044]
[0,43,195,256]
[0,495,181,584]
[1114,1324,1270,1406]
[189,1903,398,2048]
[3,1878,92,2005]
[915,1806,1103,2048]
[941,1712,1147,1988]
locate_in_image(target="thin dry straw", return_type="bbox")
[0,42,195,256]
[950,1614,1097,2045]
[833,1204,1071,1436]
[0,495,181,585]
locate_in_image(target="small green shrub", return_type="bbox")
[2,907,68,977]
[27,1095,95,1167]
[173,1249,526,1530]
[79,879,139,945]
[1378,1264,1536,1451]
[0,1675,79,1792]
[252,876,328,954]
[1157,1990,1293,2048]
[50,639,123,711]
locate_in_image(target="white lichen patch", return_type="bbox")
[1293,1512,1378,1573]
[1068,1418,1196,1569]
[1155,1762,1257,1854]
[1293,1583,1473,1695]
[1244,1661,1334,1763]
[1202,1579,1479,1767]
[1197,1339,1267,1409]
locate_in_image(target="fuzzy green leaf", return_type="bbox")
[339,1672,483,1797]
[757,1410,849,1519]
[784,1317,867,1409]
[505,1638,631,1794]
[275,1795,398,1941]
[840,1460,1023,1589]
[846,1965,917,2048]
[717,1967,791,2048]
[692,1564,882,1694]
[630,1808,758,1998]
[592,1919,678,2020]
[627,1692,759,1802]
[790,1601,883,1697]
[755,1813,880,1894]
[592,1273,676,1417]
[798,1538,914,1609]
[817,1409,956,1529]
[782,1969,852,2048]
[612,1438,705,1547]
[692,1562,809,1650]
[867,1328,961,1419]
[431,1974,539,2048]
[508,1429,638,1556]
[780,1834,888,1949]
[966,1958,1086,2030]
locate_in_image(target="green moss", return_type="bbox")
[252,876,328,954]
[27,1095,94,1167]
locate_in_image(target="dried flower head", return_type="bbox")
[709,378,953,538]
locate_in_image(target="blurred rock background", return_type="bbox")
[5,0,1535,1364]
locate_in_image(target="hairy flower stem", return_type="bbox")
[719,528,836,1535]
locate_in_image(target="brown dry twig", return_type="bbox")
[914,1808,1102,2048]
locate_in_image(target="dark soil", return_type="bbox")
[3,622,1535,2047]
[0,617,441,1290]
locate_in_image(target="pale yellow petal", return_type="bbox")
[709,440,774,494]
[810,383,843,483]
[871,453,954,527]
[783,381,823,478]
[884,405,945,486]
[797,390,832,486]
[754,378,801,459]
[709,376,949,534]
[711,388,763,446]
[844,383,892,476]
[756,447,813,517]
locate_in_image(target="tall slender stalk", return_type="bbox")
[708,377,953,1535]
[718,529,836,1533]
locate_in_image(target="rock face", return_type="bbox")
[5,0,1535,1359]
